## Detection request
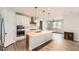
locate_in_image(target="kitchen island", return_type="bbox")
[26,30,53,50]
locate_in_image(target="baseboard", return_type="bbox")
[32,40,52,51]
[53,32,64,34]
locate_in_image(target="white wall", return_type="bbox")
[63,12,79,41]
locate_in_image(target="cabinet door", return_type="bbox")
[16,15,28,26]
[16,15,23,25]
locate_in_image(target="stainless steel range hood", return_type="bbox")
[30,17,36,24]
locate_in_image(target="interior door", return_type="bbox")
[3,8,16,47]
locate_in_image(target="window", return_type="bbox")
[53,22,57,28]
[57,21,62,29]
[53,20,63,29]
[47,20,63,30]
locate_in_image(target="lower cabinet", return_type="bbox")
[64,32,74,41]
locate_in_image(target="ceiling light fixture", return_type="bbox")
[48,12,50,20]
[30,7,37,24]
[42,10,45,20]
[34,7,37,20]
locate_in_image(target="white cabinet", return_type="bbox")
[16,14,31,41]
[16,14,24,25]
[16,15,21,25]
[16,14,30,28]
[16,14,31,31]
[27,31,52,50]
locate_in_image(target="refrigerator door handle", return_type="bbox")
[1,18,5,49]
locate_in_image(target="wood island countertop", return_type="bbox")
[26,30,53,37]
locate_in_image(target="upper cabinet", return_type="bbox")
[16,14,25,25]
[16,14,30,27]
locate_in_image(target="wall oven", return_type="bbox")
[16,25,25,37]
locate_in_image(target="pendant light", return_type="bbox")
[48,12,50,20]
[34,7,37,20]
[43,10,45,20]
[30,7,37,24]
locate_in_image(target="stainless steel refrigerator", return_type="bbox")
[0,15,5,51]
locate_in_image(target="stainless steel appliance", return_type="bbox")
[0,16,5,51]
[16,25,25,37]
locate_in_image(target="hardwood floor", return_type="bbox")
[5,33,79,51]
[39,33,79,51]
[5,39,27,51]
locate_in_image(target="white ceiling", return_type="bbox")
[12,7,79,20]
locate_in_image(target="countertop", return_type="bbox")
[26,30,53,37]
